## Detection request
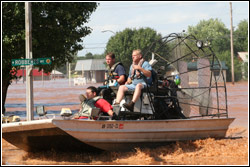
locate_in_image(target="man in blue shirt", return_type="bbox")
[105,52,126,85]
[98,52,126,104]
[115,49,152,112]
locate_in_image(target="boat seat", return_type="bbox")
[119,111,152,117]
[112,106,152,120]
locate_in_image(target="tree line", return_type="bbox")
[84,19,248,82]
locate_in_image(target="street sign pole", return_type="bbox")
[25,2,34,121]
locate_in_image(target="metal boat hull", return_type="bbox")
[52,118,235,151]
[2,119,100,152]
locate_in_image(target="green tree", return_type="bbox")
[93,53,105,59]
[234,20,248,81]
[105,27,164,72]
[234,19,248,53]
[77,53,105,60]
[85,52,94,59]
[186,18,248,82]
[2,2,98,114]
[243,60,248,80]
[217,50,243,82]
[187,18,231,55]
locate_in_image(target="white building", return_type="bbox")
[74,59,106,84]
[51,70,65,79]
[238,52,248,63]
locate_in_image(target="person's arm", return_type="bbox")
[117,75,126,85]
[95,99,113,116]
[132,64,151,78]
[115,65,126,85]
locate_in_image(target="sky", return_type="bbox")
[78,1,249,57]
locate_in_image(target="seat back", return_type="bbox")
[147,69,158,93]
[151,69,157,85]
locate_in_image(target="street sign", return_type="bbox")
[11,58,52,66]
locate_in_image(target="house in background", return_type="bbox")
[17,68,51,81]
[74,59,106,84]
[50,70,65,79]
[237,52,248,79]
[238,52,248,62]
[16,69,64,81]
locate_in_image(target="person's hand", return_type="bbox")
[125,78,132,85]
[125,81,131,85]
[107,110,114,116]
[132,64,141,70]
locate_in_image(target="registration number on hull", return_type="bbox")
[101,123,124,129]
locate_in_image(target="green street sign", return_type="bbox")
[12,58,52,66]
[36,58,52,65]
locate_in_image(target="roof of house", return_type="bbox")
[75,59,106,71]
[16,69,50,77]
[187,61,228,70]
[51,70,63,75]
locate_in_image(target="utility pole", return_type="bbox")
[82,64,84,78]
[69,63,71,86]
[25,2,34,121]
[230,2,235,85]
[42,69,44,86]
[54,69,55,80]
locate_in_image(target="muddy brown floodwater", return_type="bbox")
[2,79,249,165]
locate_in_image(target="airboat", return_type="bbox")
[2,33,234,152]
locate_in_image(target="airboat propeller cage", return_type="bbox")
[144,33,228,118]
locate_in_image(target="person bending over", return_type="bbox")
[75,86,114,119]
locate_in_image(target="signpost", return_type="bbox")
[25,2,33,121]
[11,58,52,66]
[11,56,52,121]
